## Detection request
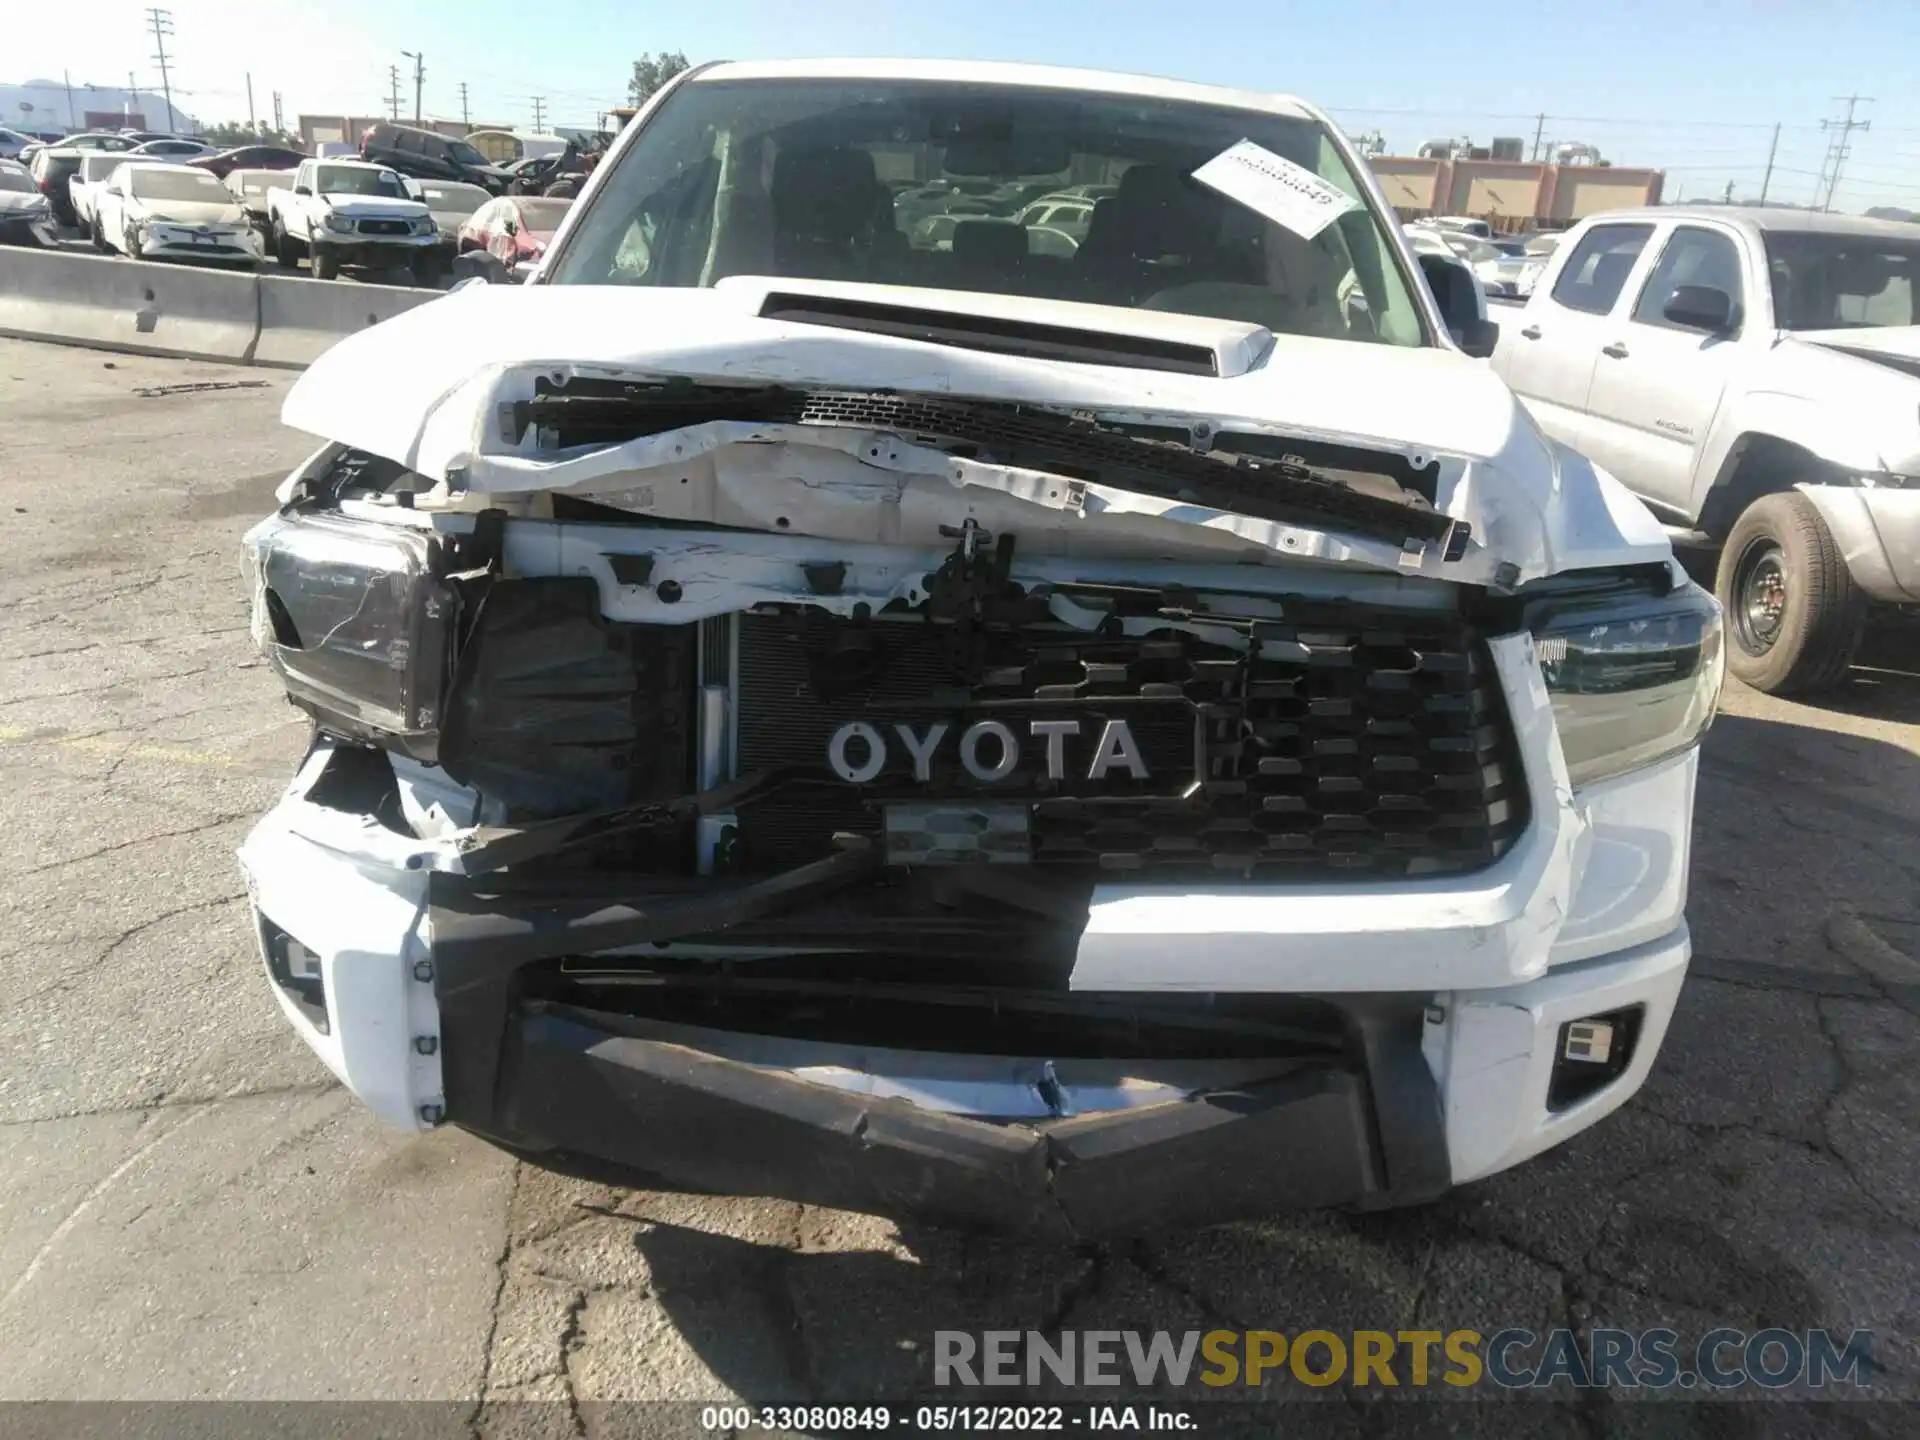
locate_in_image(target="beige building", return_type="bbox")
[1367,155,1665,230]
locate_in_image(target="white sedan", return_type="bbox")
[94,162,265,266]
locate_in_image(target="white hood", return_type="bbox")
[1797,325,1920,361]
[0,191,47,216]
[134,197,248,227]
[281,277,1672,587]
[320,194,429,220]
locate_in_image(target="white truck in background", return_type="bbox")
[266,157,441,283]
[1492,206,1920,694]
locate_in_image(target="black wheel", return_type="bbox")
[310,246,339,281]
[1714,492,1866,695]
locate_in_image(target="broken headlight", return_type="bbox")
[1532,580,1724,788]
[243,510,458,760]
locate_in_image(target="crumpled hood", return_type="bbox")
[1797,325,1920,380]
[0,191,47,216]
[282,278,1672,587]
[137,198,247,227]
[321,194,429,220]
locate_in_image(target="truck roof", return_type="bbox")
[1593,205,1920,240]
[695,58,1317,122]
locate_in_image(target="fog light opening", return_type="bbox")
[259,913,330,1035]
[1547,1005,1642,1111]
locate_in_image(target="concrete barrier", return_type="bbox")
[0,246,261,363]
[253,274,442,369]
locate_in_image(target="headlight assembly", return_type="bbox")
[324,211,354,232]
[1531,580,1725,787]
[411,217,435,235]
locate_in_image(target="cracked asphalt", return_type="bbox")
[1,337,1917,1435]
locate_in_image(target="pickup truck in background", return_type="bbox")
[1492,206,1920,694]
[266,157,441,283]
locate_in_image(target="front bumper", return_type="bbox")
[1798,481,1920,603]
[312,231,441,265]
[0,212,57,247]
[138,228,265,264]
[238,626,1699,1232]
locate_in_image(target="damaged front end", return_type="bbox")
[239,373,1719,1237]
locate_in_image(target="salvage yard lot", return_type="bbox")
[0,337,1916,1428]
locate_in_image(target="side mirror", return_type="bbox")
[293,184,311,196]
[501,217,517,237]
[1417,252,1497,356]
[1456,317,1500,359]
[1663,284,1735,334]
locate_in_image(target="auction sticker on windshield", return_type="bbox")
[1192,139,1362,239]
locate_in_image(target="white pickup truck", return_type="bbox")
[238,58,1725,1237]
[266,157,440,283]
[1492,206,1920,693]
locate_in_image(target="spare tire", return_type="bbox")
[1714,492,1866,695]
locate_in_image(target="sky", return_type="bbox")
[9,0,1920,212]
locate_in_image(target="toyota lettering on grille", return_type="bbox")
[827,719,1149,784]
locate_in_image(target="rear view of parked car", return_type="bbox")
[225,167,296,238]
[70,152,135,240]
[457,194,571,279]
[94,162,265,266]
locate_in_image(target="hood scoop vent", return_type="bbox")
[758,291,1224,377]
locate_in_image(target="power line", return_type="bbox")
[1817,95,1872,210]
[145,8,177,132]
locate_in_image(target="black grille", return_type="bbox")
[358,218,411,235]
[732,610,1526,881]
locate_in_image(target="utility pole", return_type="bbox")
[401,51,424,125]
[145,8,177,132]
[1722,179,1735,204]
[458,82,470,129]
[387,65,402,122]
[246,71,255,131]
[1758,122,1780,205]
[1531,111,1546,162]
[272,91,283,133]
[127,72,138,126]
[1817,95,1872,211]
[531,96,547,133]
[62,70,78,130]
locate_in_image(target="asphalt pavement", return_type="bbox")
[1,337,1916,1434]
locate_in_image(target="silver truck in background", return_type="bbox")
[1491,206,1920,694]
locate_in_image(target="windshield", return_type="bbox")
[516,198,572,233]
[447,140,490,167]
[81,155,128,181]
[317,164,409,198]
[1766,231,1920,330]
[128,168,231,203]
[547,78,1426,346]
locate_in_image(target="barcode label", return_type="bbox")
[1192,139,1363,239]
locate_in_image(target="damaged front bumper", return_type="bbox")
[239,690,1698,1236]
[235,391,1717,1232]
